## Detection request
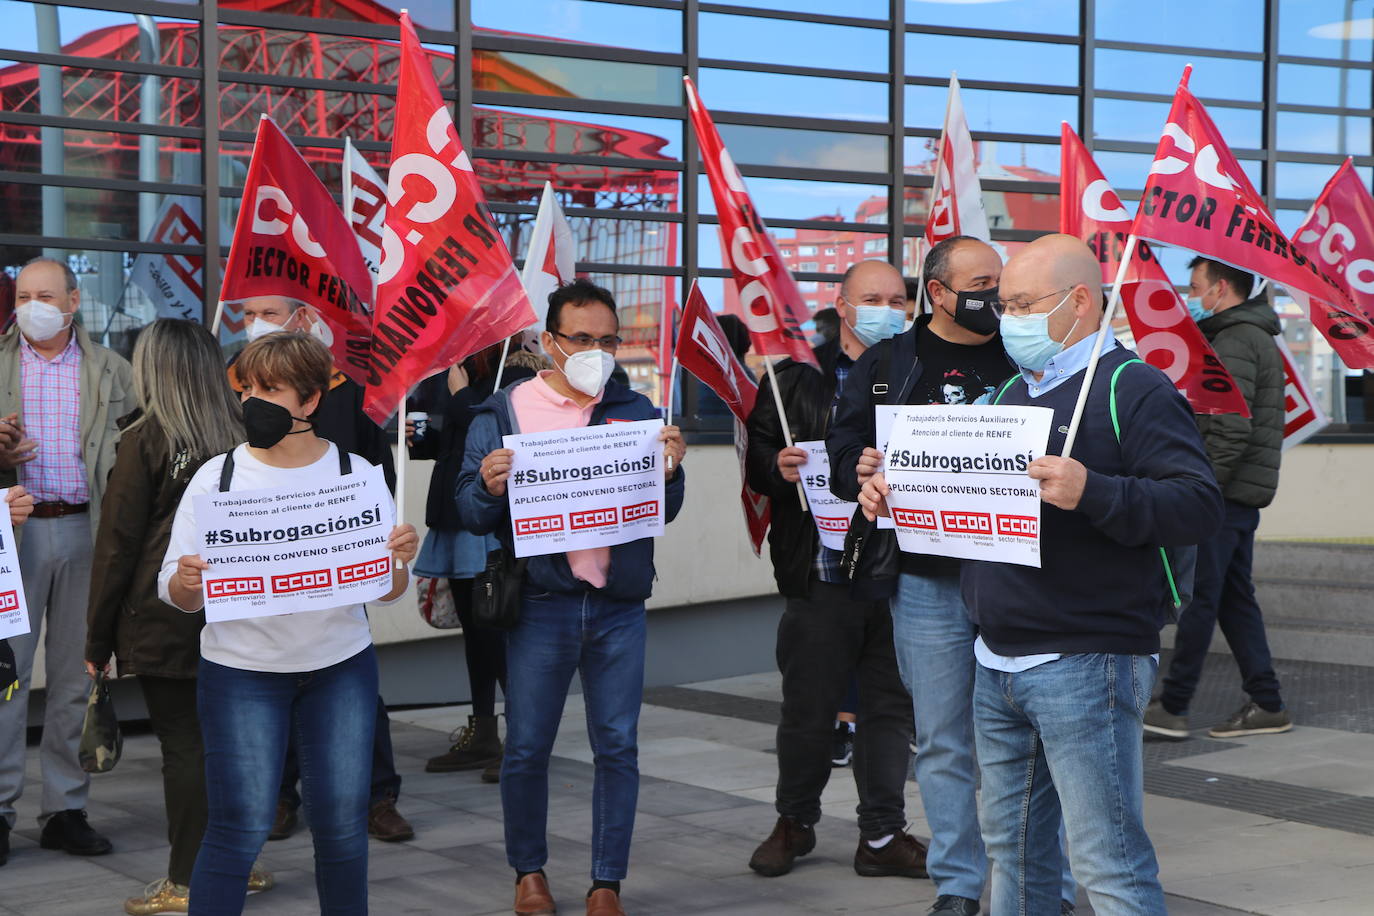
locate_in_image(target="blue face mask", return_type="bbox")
[1185,296,1214,323]
[849,305,903,347]
[999,290,1078,373]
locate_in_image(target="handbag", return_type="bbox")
[841,506,900,600]
[78,672,123,774]
[471,547,528,630]
[416,575,460,629]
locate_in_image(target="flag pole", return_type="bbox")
[665,354,679,427]
[394,407,407,568]
[492,337,511,391]
[1063,234,1137,457]
[210,300,226,334]
[763,355,809,512]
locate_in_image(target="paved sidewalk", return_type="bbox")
[4,653,1372,914]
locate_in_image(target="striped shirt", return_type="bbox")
[19,332,89,504]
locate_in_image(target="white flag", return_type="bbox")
[128,195,205,322]
[343,136,387,288]
[520,180,577,330]
[926,74,990,245]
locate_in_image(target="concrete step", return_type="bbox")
[1254,580,1374,627]
[1162,616,1374,667]
[1254,541,1374,586]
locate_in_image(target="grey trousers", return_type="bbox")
[0,515,94,827]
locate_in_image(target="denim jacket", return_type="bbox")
[455,378,686,602]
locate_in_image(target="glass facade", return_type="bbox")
[2,0,1371,427]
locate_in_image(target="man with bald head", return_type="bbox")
[830,235,1023,915]
[0,257,133,863]
[960,235,1221,914]
[744,259,927,881]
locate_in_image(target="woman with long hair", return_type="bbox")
[159,332,416,916]
[84,319,270,914]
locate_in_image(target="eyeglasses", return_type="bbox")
[552,331,623,351]
[990,287,1073,318]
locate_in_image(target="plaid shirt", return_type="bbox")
[19,332,89,504]
[814,353,853,584]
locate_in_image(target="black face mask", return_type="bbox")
[243,397,312,449]
[941,283,1001,336]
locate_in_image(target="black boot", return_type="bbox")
[426,714,501,772]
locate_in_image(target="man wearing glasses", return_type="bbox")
[956,235,1220,915]
[457,278,686,916]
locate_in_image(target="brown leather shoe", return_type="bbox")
[514,872,556,915]
[748,816,816,877]
[367,797,415,842]
[853,831,929,878]
[267,801,298,841]
[585,888,625,916]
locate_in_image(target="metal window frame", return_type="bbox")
[5,0,1374,434]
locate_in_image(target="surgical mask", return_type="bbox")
[849,305,903,347]
[999,290,1078,373]
[554,341,616,397]
[15,300,71,342]
[1185,297,1214,323]
[245,317,286,342]
[945,285,1000,336]
[242,397,312,449]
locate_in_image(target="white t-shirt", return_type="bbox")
[158,442,384,673]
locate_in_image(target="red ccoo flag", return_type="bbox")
[1132,69,1363,337]
[1290,159,1374,369]
[674,281,758,422]
[684,76,816,367]
[1059,123,1248,416]
[926,74,990,245]
[363,11,535,424]
[673,280,770,555]
[218,116,374,384]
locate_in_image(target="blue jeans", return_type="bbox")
[502,588,646,881]
[891,572,987,900]
[1161,500,1283,715]
[192,646,378,916]
[893,572,1073,903]
[974,654,1165,916]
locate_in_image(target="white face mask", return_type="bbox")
[554,340,616,397]
[245,316,286,342]
[16,299,71,342]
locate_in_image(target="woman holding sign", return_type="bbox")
[82,319,272,914]
[158,333,417,916]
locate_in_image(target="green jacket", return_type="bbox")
[0,322,134,536]
[1195,296,1284,508]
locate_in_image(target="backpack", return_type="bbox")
[995,359,1195,623]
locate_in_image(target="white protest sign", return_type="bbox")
[0,490,30,640]
[883,405,1053,567]
[505,419,666,558]
[195,463,396,622]
[875,406,897,530]
[796,440,857,550]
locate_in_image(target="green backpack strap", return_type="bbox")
[1108,357,1182,609]
[991,375,1020,405]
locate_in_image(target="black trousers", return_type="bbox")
[774,578,912,840]
[138,675,207,887]
[449,577,507,718]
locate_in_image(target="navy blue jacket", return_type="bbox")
[455,378,685,602]
[961,347,1223,656]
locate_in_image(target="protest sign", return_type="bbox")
[0,490,30,640]
[504,419,665,558]
[795,440,857,551]
[883,405,1053,567]
[195,463,395,623]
